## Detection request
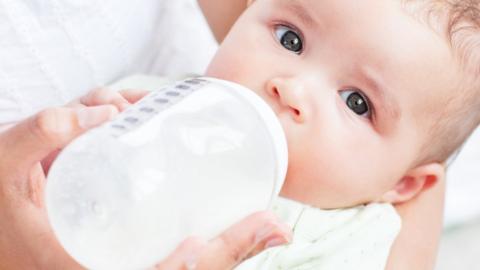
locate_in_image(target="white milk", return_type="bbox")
[46,78,288,270]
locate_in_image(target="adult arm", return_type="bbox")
[198,0,249,43]
[386,179,445,270]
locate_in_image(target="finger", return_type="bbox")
[80,88,131,111]
[195,211,292,270]
[152,237,207,270]
[118,89,150,104]
[66,102,87,109]
[0,105,118,174]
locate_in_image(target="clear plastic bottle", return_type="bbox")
[46,77,288,270]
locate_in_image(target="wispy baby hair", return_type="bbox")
[405,0,480,164]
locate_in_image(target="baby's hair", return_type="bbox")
[404,0,480,165]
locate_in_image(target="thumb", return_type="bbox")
[0,105,118,173]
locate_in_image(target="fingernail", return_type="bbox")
[265,236,290,248]
[184,256,197,270]
[181,237,206,270]
[254,221,292,247]
[76,106,117,129]
[183,250,199,270]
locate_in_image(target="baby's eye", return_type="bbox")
[339,90,372,118]
[274,25,303,54]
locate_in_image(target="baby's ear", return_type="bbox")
[379,163,445,204]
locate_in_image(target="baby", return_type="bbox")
[198,0,480,269]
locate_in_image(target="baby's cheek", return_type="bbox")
[206,55,242,82]
[279,149,374,208]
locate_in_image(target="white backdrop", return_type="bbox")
[445,128,480,226]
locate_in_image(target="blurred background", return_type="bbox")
[155,1,480,269]
[436,127,480,270]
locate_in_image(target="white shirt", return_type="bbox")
[0,0,216,126]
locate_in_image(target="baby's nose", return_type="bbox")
[266,78,306,123]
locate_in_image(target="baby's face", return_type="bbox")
[206,0,459,208]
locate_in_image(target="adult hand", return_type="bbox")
[0,88,146,269]
[41,88,149,173]
[154,212,291,270]
[0,88,291,269]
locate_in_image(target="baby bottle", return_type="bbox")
[45,77,288,270]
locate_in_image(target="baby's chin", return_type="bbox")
[278,172,373,209]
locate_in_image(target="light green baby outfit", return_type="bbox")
[236,197,401,270]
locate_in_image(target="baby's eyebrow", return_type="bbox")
[279,0,317,28]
